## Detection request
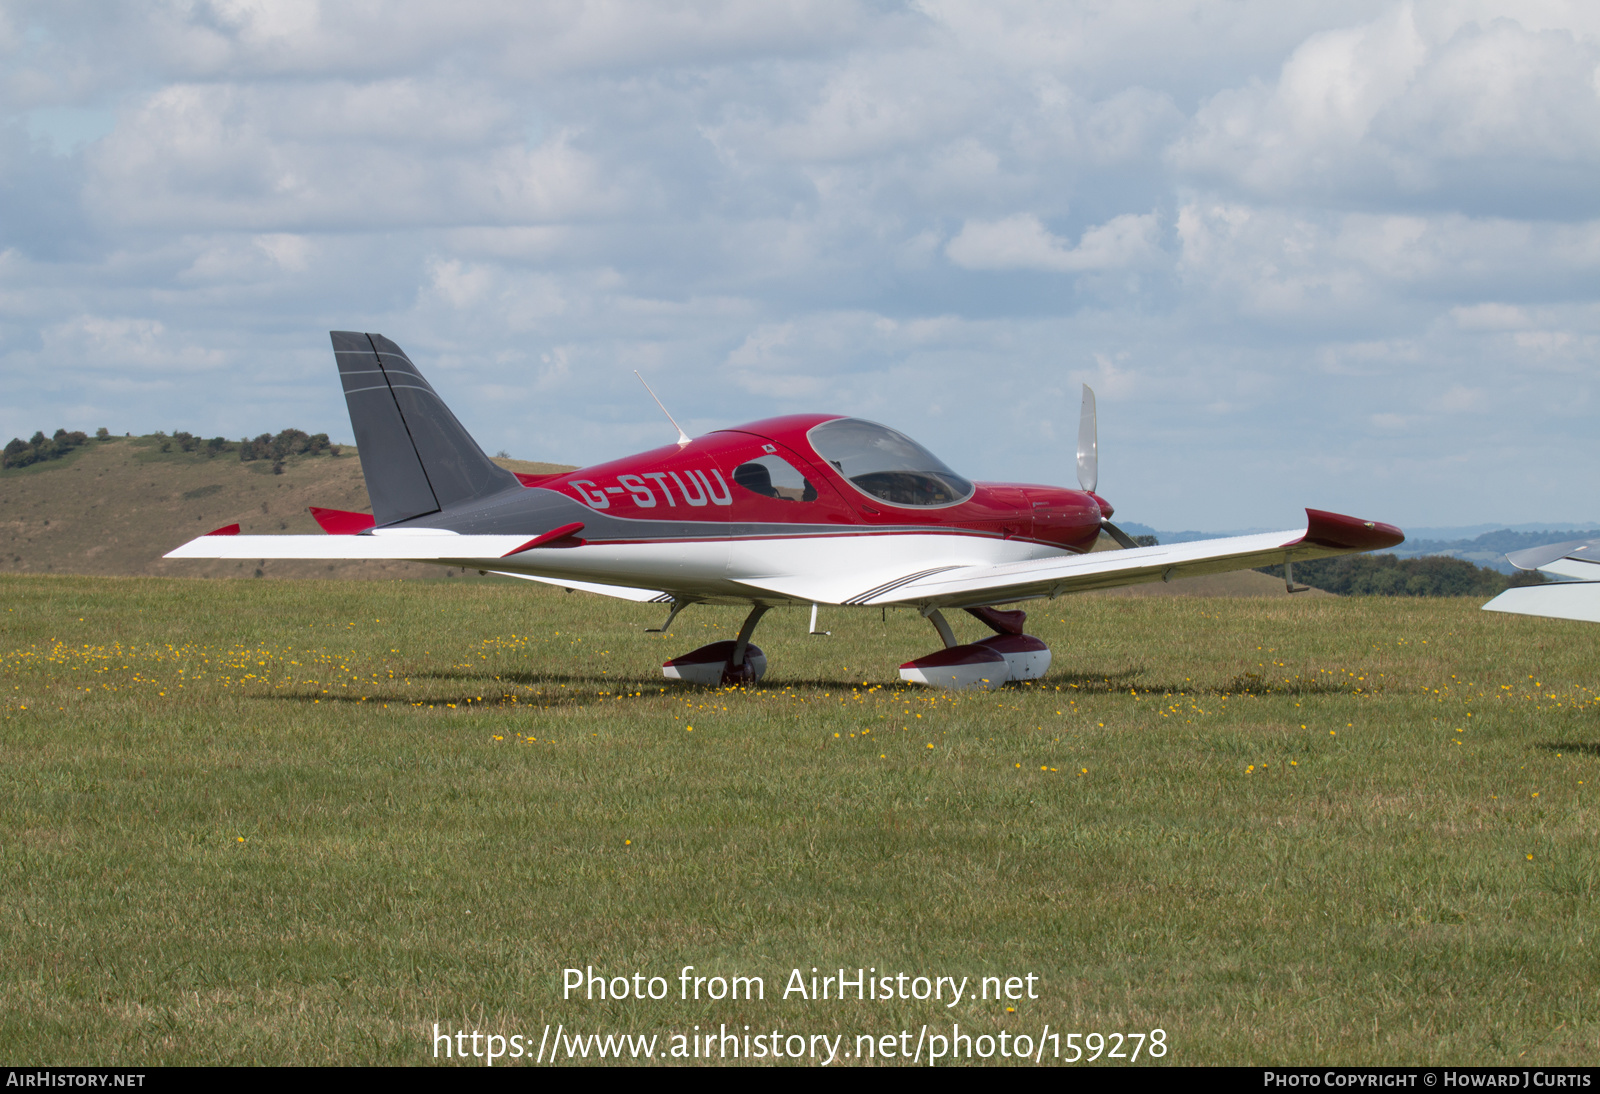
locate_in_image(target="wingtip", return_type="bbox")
[164,526,237,558]
[1505,538,1600,572]
[1301,509,1404,551]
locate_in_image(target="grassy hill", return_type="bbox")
[0,434,571,581]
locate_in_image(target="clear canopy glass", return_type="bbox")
[807,418,974,508]
[731,454,817,502]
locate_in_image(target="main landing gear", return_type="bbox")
[659,603,1050,690]
[897,606,1052,689]
[661,604,770,686]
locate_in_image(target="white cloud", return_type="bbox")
[3,2,1600,525]
[177,234,313,282]
[735,50,995,163]
[38,315,227,372]
[206,0,324,44]
[946,212,1162,272]
[1437,384,1487,412]
[427,259,496,309]
[253,233,311,271]
[1176,200,1600,322]
[1170,4,1600,208]
[724,322,828,399]
[1079,87,1186,165]
[1451,302,1529,329]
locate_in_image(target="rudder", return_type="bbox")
[331,331,519,526]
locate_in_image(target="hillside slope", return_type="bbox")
[0,435,571,580]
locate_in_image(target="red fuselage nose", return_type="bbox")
[965,483,1104,552]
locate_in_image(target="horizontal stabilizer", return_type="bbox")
[309,507,376,535]
[168,532,522,561]
[165,531,672,603]
[166,528,674,600]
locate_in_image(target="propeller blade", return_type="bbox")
[1077,384,1097,494]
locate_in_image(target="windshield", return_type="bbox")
[807,418,974,508]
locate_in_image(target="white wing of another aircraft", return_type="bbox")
[1482,538,1600,623]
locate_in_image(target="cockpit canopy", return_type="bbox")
[807,418,974,508]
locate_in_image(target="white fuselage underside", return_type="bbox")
[166,530,1069,606]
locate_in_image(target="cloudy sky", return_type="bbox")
[2,1,1597,530]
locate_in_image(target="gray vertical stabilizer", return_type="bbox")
[330,331,520,526]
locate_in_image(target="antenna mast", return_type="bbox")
[634,371,692,446]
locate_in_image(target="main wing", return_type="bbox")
[167,509,1401,610]
[1482,537,1600,623]
[742,509,1402,609]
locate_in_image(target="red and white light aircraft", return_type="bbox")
[166,332,1405,688]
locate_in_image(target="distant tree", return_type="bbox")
[95,427,111,440]
[270,429,309,462]
[1402,529,1600,558]
[240,429,333,464]
[3,437,33,469]
[1257,554,1547,597]
[3,427,91,469]
[241,433,272,461]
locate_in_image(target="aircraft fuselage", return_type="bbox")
[383,413,1109,602]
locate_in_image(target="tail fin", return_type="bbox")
[330,331,519,526]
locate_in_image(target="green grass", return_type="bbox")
[2,574,1598,1065]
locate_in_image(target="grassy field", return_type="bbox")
[2,573,1598,1065]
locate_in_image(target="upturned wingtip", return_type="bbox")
[1300,509,1404,551]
